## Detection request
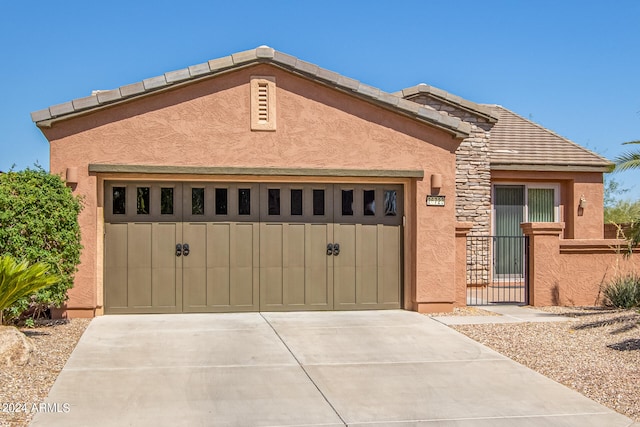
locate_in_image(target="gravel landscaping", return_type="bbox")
[1,307,639,426]
[0,319,90,427]
[452,307,640,422]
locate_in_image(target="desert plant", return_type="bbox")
[602,274,640,309]
[0,166,82,320]
[0,255,61,324]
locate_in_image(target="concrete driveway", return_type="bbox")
[31,310,633,426]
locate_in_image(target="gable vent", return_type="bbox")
[257,83,269,122]
[251,76,276,131]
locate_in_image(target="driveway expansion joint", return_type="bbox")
[260,313,348,426]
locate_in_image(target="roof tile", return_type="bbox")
[165,68,191,83]
[488,106,611,168]
[188,62,211,77]
[31,108,52,122]
[316,67,340,84]
[337,75,359,91]
[142,75,167,90]
[119,82,145,97]
[255,46,275,58]
[96,88,122,104]
[294,59,319,76]
[72,95,99,110]
[231,49,258,65]
[377,91,401,107]
[30,46,472,137]
[273,50,297,67]
[49,101,75,117]
[356,83,381,99]
[208,55,234,72]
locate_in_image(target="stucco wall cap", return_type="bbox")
[455,222,474,236]
[521,222,565,235]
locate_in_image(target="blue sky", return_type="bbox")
[1,0,639,199]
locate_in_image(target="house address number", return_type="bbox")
[426,195,445,206]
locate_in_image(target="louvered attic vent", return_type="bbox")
[251,76,276,131]
[258,83,268,122]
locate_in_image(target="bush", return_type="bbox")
[602,274,640,309]
[0,166,82,322]
[0,255,61,324]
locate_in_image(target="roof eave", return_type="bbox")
[490,163,614,173]
[396,84,500,123]
[32,47,471,139]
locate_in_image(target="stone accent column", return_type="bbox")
[521,222,564,306]
[455,222,474,307]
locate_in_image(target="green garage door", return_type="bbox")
[104,181,402,314]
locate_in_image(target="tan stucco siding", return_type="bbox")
[43,64,462,315]
[491,170,604,240]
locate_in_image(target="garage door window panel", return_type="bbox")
[215,188,228,216]
[112,187,126,215]
[137,187,150,215]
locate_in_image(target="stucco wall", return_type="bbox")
[42,64,463,316]
[492,170,605,239]
[523,223,640,306]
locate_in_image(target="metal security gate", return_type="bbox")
[466,236,529,305]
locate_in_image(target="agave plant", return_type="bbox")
[0,255,61,324]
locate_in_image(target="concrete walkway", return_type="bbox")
[31,310,634,426]
[433,304,579,325]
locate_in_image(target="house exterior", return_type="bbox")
[31,46,631,318]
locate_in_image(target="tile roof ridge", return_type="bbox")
[397,83,499,122]
[31,46,471,138]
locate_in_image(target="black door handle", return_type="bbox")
[176,243,182,257]
[183,243,190,256]
[332,243,340,256]
[326,243,334,256]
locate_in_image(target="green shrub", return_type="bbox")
[0,166,82,322]
[0,255,61,324]
[602,274,640,309]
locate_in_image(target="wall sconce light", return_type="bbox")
[579,195,587,209]
[431,173,442,192]
[66,167,78,185]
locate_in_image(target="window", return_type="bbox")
[313,190,325,216]
[215,188,228,215]
[137,187,150,215]
[160,188,174,215]
[341,190,354,216]
[493,184,559,237]
[192,188,205,215]
[384,190,397,216]
[113,187,126,215]
[238,189,251,215]
[363,190,375,216]
[268,189,280,215]
[291,189,303,216]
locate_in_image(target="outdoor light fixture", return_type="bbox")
[66,167,78,185]
[431,173,442,191]
[579,195,587,209]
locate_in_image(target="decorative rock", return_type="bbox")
[0,326,34,367]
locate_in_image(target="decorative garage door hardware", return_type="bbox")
[326,243,340,256]
[175,244,190,257]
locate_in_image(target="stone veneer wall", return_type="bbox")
[406,95,493,235]
[406,95,494,285]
